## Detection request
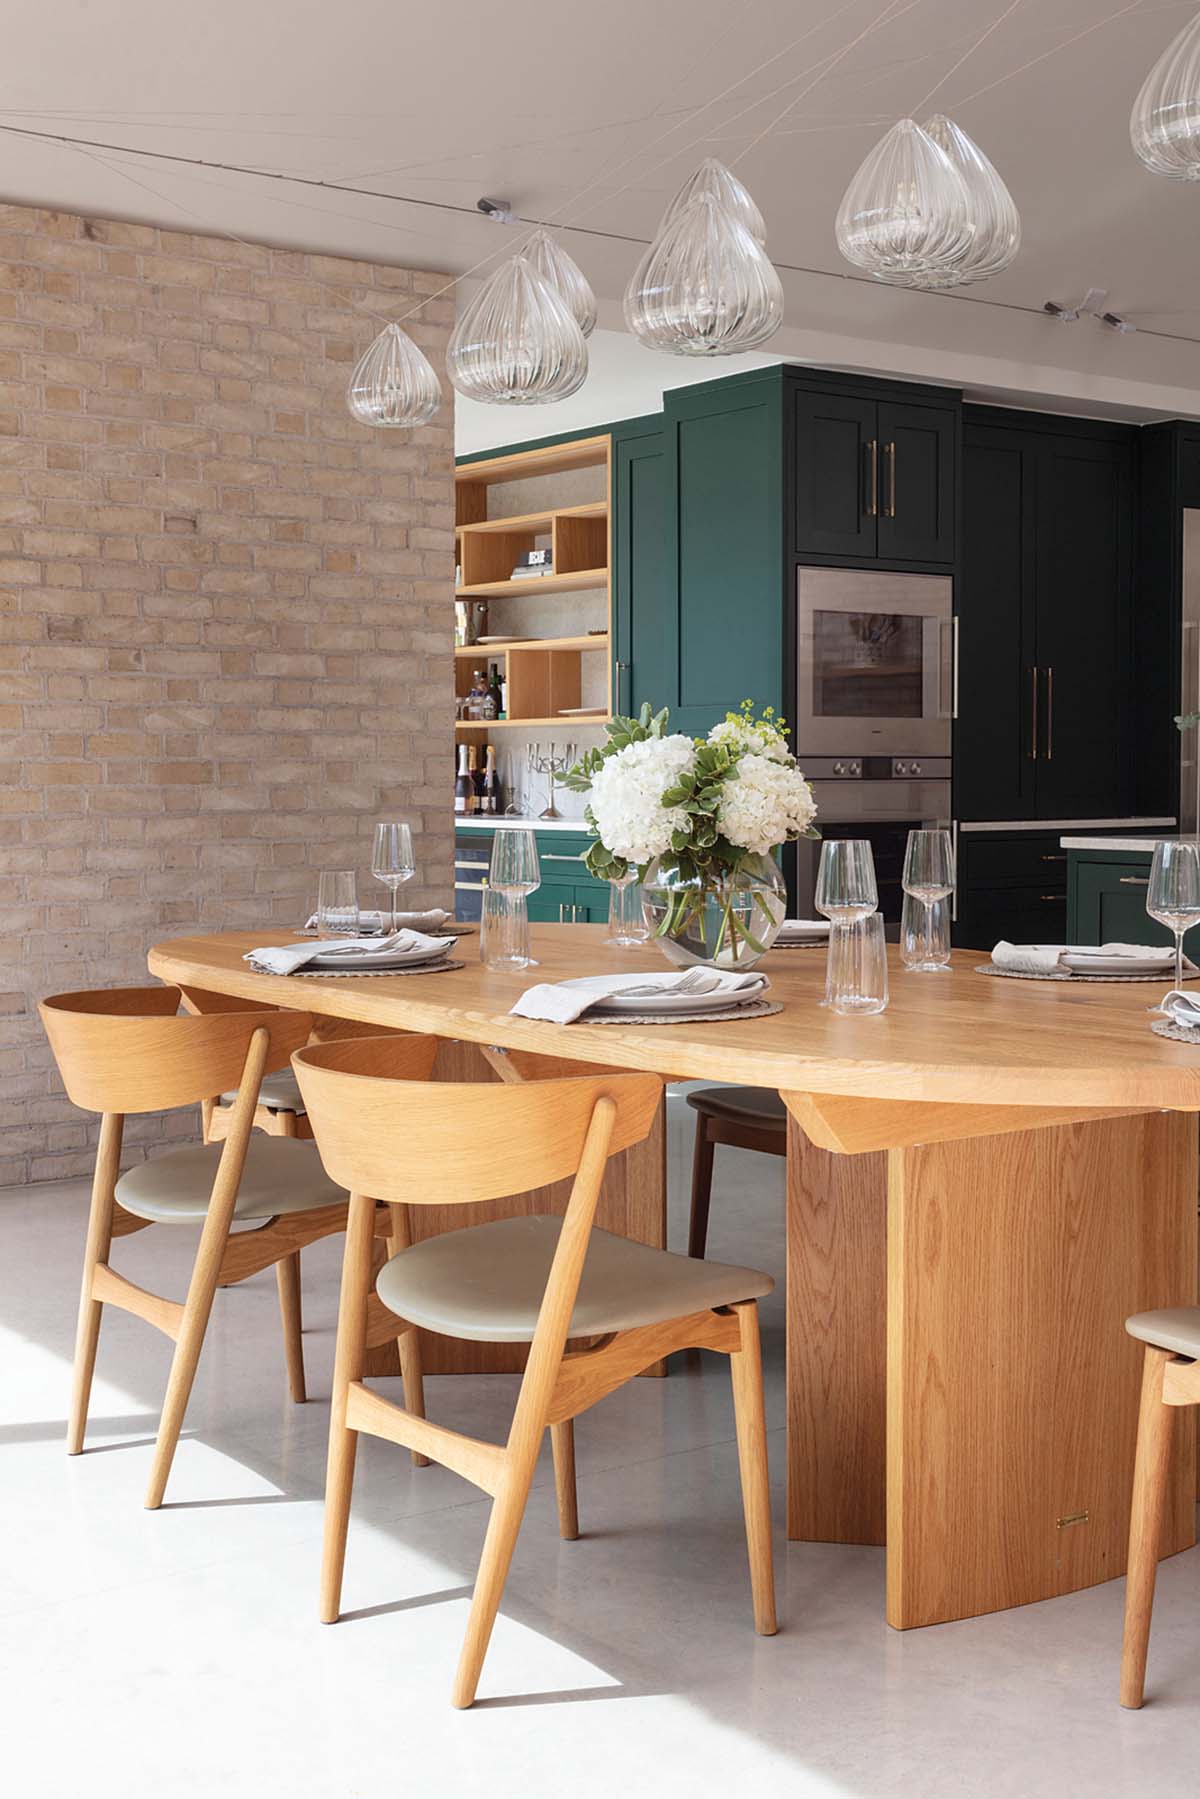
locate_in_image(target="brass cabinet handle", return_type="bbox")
[884,440,896,517]
[543,852,585,863]
[557,902,567,922]
[1039,893,1061,902]
[1040,854,1066,862]
[864,439,878,517]
[1045,665,1053,761]
[1028,667,1039,759]
[1119,876,1150,886]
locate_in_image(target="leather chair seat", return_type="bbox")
[686,1086,787,1130]
[218,1069,305,1114]
[376,1214,774,1343]
[115,1135,343,1224]
[1126,1307,1200,1360]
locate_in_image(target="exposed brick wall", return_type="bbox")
[0,202,455,1185]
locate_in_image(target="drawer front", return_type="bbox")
[955,883,1067,952]
[960,835,1069,889]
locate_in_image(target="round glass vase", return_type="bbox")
[640,851,786,970]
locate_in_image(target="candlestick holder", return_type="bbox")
[527,742,576,820]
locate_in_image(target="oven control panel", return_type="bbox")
[805,756,951,782]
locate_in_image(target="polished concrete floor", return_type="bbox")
[2,1092,1199,1798]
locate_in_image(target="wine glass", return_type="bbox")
[815,839,878,924]
[1147,840,1200,992]
[371,822,416,933]
[489,829,541,969]
[901,829,955,974]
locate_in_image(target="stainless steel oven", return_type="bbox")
[796,567,955,760]
[791,757,952,927]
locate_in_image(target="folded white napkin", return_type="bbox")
[244,929,452,976]
[1150,989,1200,1029]
[509,968,765,1024]
[775,918,830,941]
[991,941,1175,976]
[303,907,452,934]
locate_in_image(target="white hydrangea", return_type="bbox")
[707,717,789,763]
[718,753,818,855]
[588,734,696,865]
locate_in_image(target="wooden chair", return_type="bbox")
[686,1086,787,1259]
[292,1034,779,1709]
[39,985,434,1507]
[1120,1305,1200,1707]
[178,986,316,1145]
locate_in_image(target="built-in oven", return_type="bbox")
[789,757,952,927]
[796,566,955,760]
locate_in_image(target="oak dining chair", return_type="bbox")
[1120,1304,1200,1707]
[39,985,435,1507]
[292,1033,779,1708]
[686,1086,787,1259]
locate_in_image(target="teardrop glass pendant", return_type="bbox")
[835,117,971,284]
[1132,10,1200,178]
[524,228,597,337]
[903,116,1020,288]
[659,157,768,245]
[624,192,783,356]
[447,255,588,405]
[346,323,442,428]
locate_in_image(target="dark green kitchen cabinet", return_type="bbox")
[612,417,669,722]
[792,390,956,566]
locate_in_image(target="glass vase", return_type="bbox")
[640,851,786,969]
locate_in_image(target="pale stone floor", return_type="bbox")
[2,1093,1199,1798]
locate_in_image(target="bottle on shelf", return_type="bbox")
[467,669,487,721]
[468,744,485,804]
[486,661,503,722]
[481,744,501,816]
[499,671,508,720]
[481,664,499,722]
[454,744,475,816]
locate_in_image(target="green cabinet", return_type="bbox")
[454,828,606,924]
[792,390,956,564]
[1067,847,1200,956]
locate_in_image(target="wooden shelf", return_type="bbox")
[455,436,608,491]
[454,634,609,658]
[455,715,610,733]
[457,501,605,537]
[455,568,608,600]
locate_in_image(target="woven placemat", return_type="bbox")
[1150,1018,1200,1045]
[768,938,828,951]
[297,926,473,938]
[291,958,465,979]
[975,963,1193,985]
[584,999,783,1026]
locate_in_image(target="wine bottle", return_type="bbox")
[486,662,503,722]
[454,744,475,816]
[481,744,500,816]
[468,744,485,803]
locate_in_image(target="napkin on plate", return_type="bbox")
[244,929,454,976]
[1150,989,1200,1029]
[991,941,1175,976]
[302,907,452,934]
[509,968,765,1024]
[775,918,830,943]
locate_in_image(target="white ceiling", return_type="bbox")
[8,0,1200,438]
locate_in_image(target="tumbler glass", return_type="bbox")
[480,887,534,971]
[900,890,951,971]
[825,911,889,1015]
[316,870,359,938]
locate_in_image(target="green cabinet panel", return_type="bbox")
[1067,849,1200,957]
[612,422,669,721]
[792,390,877,558]
[875,400,956,564]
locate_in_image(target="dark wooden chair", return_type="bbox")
[686,1087,787,1259]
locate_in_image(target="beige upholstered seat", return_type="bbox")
[218,1069,305,1114]
[116,1135,343,1224]
[1126,1307,1200,1360]
[377,1213,774,1343]
[686,1085,787,1129]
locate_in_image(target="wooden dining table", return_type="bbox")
[147,924,1200,1634]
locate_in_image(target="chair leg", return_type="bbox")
[728,1300,777,1636]
[320,1194,377,1624]
[688,1116,715,1260]
[275,1251,306,1404]
[67,1113,123,1455]
[1120,1346,1177,1708]
[551,1420,579,1541]
[452,1435,544,1709]
[144,1203,239,1510]
[389,1202,428,1468]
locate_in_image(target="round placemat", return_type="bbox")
[1151,1018,1200,1045]
[292,959,466,979]
[975,963,1192,984]
[585,999,783,1025]
[768,939,828,951]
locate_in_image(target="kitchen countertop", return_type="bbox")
[455,815,592,833]
[1061,834,1184,852]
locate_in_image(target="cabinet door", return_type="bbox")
[956,430,1037,818]
[527,889,564,923]
[876,401,956,564]
[1033,438,1133,818]
[613,426,669,720]
[571,883,609,923]
[954,883,1066,952]
[792,390,877,558]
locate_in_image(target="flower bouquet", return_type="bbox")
[564,700,819,968]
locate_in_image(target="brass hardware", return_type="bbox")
[1119,876,1150,886]
[864,440,878,517]
[1056,1510,1089,1530]
[1040,854,1066,863]
[1045,664,1053,760]
[543,853,585,863]
[1028,667,1039,759]
[884,440,896,517]
[557,902,567,922]
[1039,894,1061,902]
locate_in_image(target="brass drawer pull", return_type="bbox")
[1039,893,1061,902]
[1040,854,1065,863]
[1119,876,1150,886]
[543,853,585,863]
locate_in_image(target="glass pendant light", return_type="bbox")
[624,191,783,356]
[524,227,597,337]
[345,323,442,428]
[659,157,768,245]
[900,115,1020,289]
[1131,10,1200,178]
[835,117,971,285]
[447,255,588,405]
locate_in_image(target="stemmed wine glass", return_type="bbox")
[1147,840,1200,992]
[371,822,416,933]
[815,840,879,1010]
[901,829,955,973]
[486,829,542,969]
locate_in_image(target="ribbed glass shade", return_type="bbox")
[660,157,767,245]
[346,323,442,428]
[624,192,783,356]
[1132,11,1200,178]
[835,117,971,284]
[447,256,588,405]
[900,115,1020,289]
[524,228,597,337]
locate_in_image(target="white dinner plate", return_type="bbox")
[309,939,457,971]
[775,920,830,940]
[1060,951,1173,975]
[557,972,768,1016]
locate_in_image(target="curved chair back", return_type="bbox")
[292,1034,661,1206]
[40,985,313,1115]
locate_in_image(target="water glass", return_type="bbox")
[371,821,416,932]
[1147,839,1200,990]
[901,829,955,972]
[489,828,541,897]
[901,891,951,971]
[825,911,889,1015]
[815,839,878,924]
[316,870,359,938]
[480,887,534,970]
[606,871,649,946]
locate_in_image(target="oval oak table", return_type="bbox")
[148,925,1200,1633]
